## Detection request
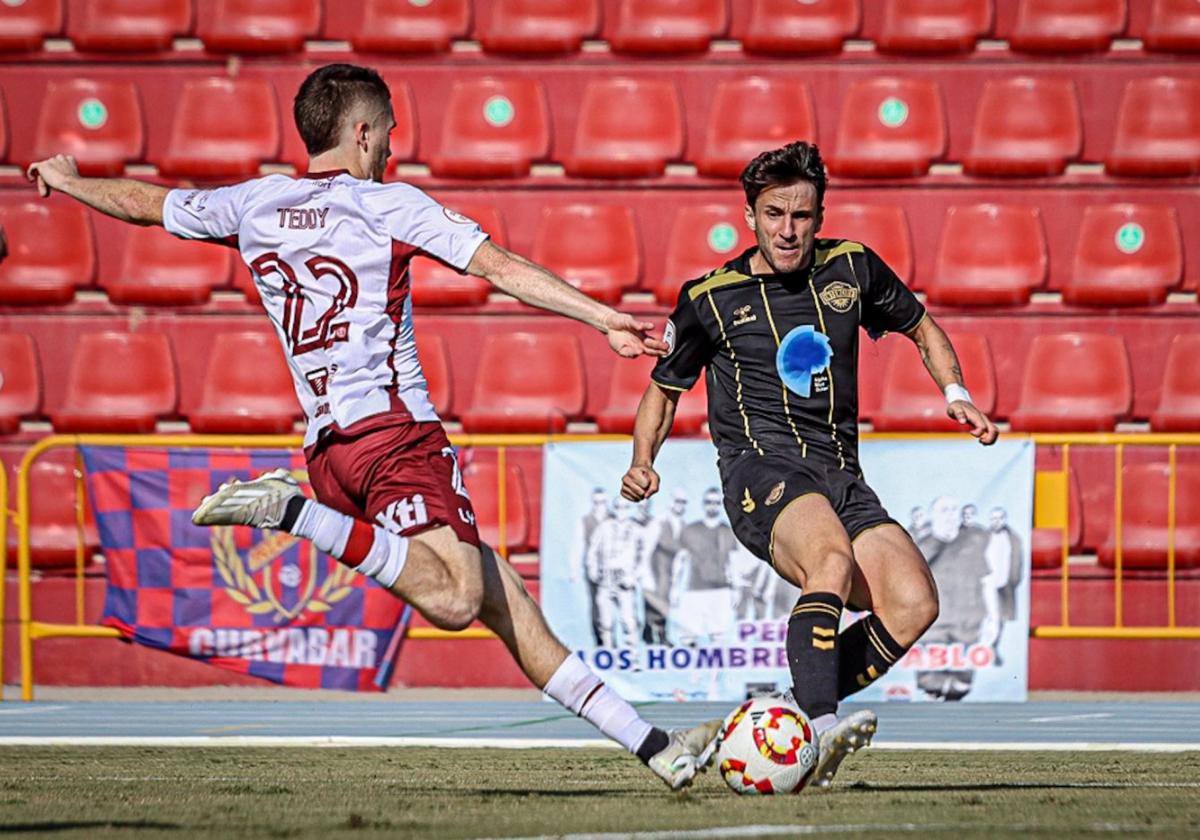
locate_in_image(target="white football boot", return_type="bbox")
[812,708,877,788]
[647,719,724,790]
[191,468,304,530]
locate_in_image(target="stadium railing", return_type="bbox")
[6,431,1200,702]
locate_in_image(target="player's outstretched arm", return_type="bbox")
[621,382,680,501]
[906,315,999,445]
[27,154,168,226]
[466,240,668,359]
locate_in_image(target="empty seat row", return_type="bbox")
[6,0,1199,55]
[1,197,1191,308]
[10,74,1200,180]
[1032,460,1200,570]
[2,328,1198,437]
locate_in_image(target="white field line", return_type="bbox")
[483,823,1193,840]
[0,736,1197,752]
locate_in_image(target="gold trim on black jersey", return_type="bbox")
[705,290,763,455]
[807,269,847,470]
[758,281,807,458]
[688,267,755,301]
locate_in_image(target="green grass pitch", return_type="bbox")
[1,747,1198,838]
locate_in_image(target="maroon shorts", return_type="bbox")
[306,420,480,547]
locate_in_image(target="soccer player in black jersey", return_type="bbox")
[621,141,998,787]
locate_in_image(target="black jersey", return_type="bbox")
[652,240,925,473]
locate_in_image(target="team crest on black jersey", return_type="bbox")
[819,281,859,313]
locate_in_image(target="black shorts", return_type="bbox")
[719,451,899,564]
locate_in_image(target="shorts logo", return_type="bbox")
[732,305,757,326]
[819,281,859,313]
[741,487,756,514]
[765,481,786,506]
[663,319,677,355]
[377,495,429,533]
[458,508,476,526]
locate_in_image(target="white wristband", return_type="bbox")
[944,384,973,405]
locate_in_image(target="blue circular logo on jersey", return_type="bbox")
[777,326,832,398]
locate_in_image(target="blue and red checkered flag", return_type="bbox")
[81,446,407,691]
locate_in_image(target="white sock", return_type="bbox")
[811,713,838,736]
[291,500,408,588]
[353,527,409,588]
[292,499,353,556]
[543,654,653,755]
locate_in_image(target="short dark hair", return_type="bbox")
[293,64,392,156]
[739,141,827,210]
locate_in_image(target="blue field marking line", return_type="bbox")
[0,701,1197,749]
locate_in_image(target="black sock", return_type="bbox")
[837,614,907,700]
[279,495,307,532]
[635,727,670,765]
[786,592,843,720]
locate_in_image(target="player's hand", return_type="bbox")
[602,311,669,359]
[621,464,660,502]
[947,400,999,445]
[27,154,80,198]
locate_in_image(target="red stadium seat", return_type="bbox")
[595,355,709,435]
[696,78,816,179]
[876,0,993,54]
[411,202,502,306]
[927,204,1046,305]
[414,331,453,419]
[105,220,235,306]
[1009,333,1132,432]
[67,0,192,51]
[461,332,585,432]
[742,0,860,54]
[1105,77,1200,178]
[16,453,101,569]
[963,78,1082,177]
[872,333,996,432]
[1032,467,1083,569]
[197,0,321,53]
[1144,0,1200,53]
[0,0,61,51]
[0,334,42,434]
[565,79,684,178]
[1064,204,1182,306]
[532,204,639,304]
[0,202,96,305]
[827,78,947,178]
[1099,462,1200,570]
[0,89,8,161]
[819,204,913,287]
[478,0,598,54]
[462,456,530,552]
[657,204,756,304]
[1151,335,1200,432]
[156,78,280,177]
[33,79,145,177]
[51,332,178,433]
[1008,0,1126,53]
[608,0,728,54]
[428,78,550,178]
[188,332,299,434]
[351,0,470,52]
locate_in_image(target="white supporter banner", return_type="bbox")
[540,439,1034,703]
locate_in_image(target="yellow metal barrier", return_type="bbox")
[11,431,1200,700]
[1027,433,1200,641]
[12,433,625,701]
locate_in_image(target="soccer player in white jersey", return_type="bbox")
[27,63,720,789]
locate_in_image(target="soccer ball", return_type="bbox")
[715,696,818,795]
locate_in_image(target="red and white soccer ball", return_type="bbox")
[715,696,818,795]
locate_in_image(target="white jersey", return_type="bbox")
[163,171,488,447]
